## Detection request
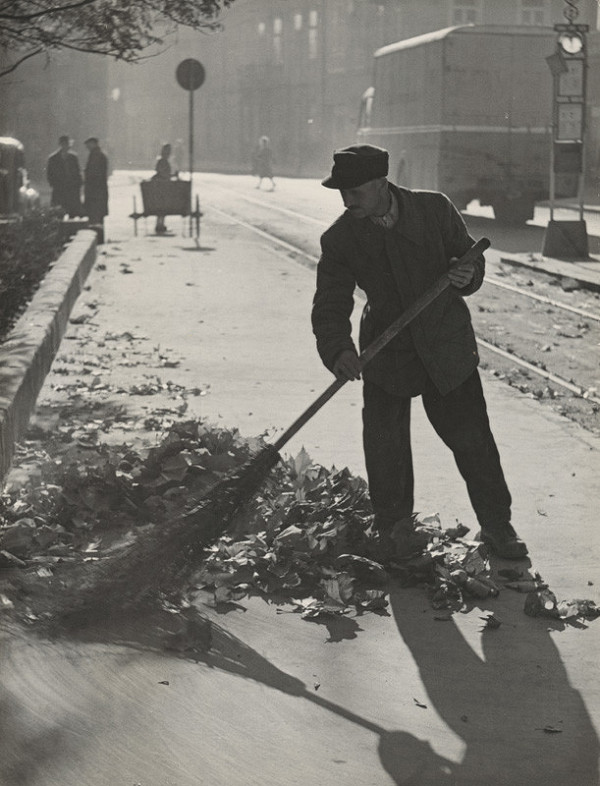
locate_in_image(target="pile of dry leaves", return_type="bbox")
[0,418,598,634]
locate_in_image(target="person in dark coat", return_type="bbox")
[83,137,109,227]
[46,135,82,217]
[152,142,173,234]
[252,136,275,191]
[311,144,527,560]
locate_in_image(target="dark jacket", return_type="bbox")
[84,147,109,219]
[252,146,273,178]
[46,150,82,216]
[311,184,485,397]
[153,155,172,180]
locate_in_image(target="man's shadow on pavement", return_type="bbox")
[385,555,600,786]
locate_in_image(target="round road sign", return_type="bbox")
[176,59,206,91]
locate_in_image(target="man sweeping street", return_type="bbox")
[311,144,528,560]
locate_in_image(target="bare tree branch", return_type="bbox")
[0,0,231,76]
[0,0,101,21]
[0,46,44,77]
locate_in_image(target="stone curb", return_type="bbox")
[499,251,600,292]
[0,230,97,482]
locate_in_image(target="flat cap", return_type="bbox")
[322,144,389,189]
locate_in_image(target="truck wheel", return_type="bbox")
[492,198,535,226]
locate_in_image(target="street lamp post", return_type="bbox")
[175,58,206,237]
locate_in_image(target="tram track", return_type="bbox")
[207,197,600,420]
[206,182,600,319]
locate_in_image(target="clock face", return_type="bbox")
[558,33,583,54]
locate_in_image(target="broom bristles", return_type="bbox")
[48,446,282,631]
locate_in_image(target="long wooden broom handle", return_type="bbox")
[271,237,490,453]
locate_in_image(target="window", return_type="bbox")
[520,0,549,26]
[257,21,266,35]
[294,13,302,31]
[329,4,346,71]
[273,17,283,63]
[308,9,318,60]
[452,0,482,25]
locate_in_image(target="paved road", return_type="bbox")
[1,171,599,786]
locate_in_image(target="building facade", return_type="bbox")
[108,0,600,180]
[1,0,598,189]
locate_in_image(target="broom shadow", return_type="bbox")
[202,616,458,784]
[38,594,457,785]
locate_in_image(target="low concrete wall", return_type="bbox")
[0,230,97,482]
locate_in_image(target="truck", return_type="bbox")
[357,25,578,225]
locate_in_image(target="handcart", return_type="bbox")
[129,178,202,238]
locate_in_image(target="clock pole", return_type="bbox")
[542,0,589,260]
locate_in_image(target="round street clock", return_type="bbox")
[557,32,584,54]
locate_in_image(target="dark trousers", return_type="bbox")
[362,370,512,530]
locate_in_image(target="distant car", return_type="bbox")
[0,136,40,216]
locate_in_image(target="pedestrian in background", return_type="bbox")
[152,142,173,234]
[83,137,109,239]
[46,135,82,217]
[312,144,528,561]
[252,136,275,191]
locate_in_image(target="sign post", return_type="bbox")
[542,0,589,259]
[176,58,206,236]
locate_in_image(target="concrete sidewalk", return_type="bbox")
[1,177,600,786]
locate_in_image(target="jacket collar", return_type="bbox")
[389,184,425,245]
[342,183,424,256]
